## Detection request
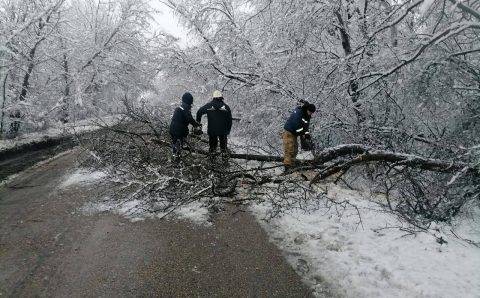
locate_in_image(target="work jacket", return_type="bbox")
[284,107,311,137]
[196,99,232,136]
[169,102,199,138]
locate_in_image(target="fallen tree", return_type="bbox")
[309,144,478,184]
[147,133,478,180]
[78,99,479,229]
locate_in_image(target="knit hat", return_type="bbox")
[213,90,223,99]
[182,92,193,105]
[305,103,316,113]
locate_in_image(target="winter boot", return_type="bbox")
[283,164,295,175]
[208,152,217,165]
[220,151,229,166]
[171,153,180,164]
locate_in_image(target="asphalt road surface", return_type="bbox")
[0,149,314,297]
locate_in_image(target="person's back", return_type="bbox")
[169,102,193,138]
[284,106,305,135]
[202,99,231,136]
[169,92,200,160]
[196,91,232,154]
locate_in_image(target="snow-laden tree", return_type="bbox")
[0,0,167,138]
[2,0,477,227]
[0,0,65,136]
[140,0,480,224]
[159,0,479,151]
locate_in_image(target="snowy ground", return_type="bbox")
[60,168,212,227]
[57,147,480,297]
[79,198,212,226]
[60,168,108,188]
[251,184,480,298]
[229,135,314,160]
[0,115,121,152]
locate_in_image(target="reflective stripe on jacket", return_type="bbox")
[284,107,311,136]
[196,99,232,136]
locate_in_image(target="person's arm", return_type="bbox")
[185,109,200,127]
[298,108,313,139]
[302,118,310,138]
[196,104,207,123]
[226,105,232,134]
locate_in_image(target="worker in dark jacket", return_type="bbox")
[283,101,316,171]
[196,90,232,155]
[169,92,201,158]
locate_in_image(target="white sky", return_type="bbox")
[150,1,190,46]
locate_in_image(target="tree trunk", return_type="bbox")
[9,16,51,137]
[9,46,36,136]
[380,0,398,47]
[334,9,364,123]
[60,46,70,123]
[0,72,8,138]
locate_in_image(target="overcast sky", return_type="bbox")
[150,1,190,46]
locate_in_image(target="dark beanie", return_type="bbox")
[305,103,316,113]
[182,92,193,105]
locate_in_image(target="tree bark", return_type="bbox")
[309,144,477,183]
[0,72,8,138]
[380,0,398,47]
[334,9,364,123]
[9,15,52,136]
[60,37,70,123]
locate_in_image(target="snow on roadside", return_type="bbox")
[251,184,480,298]
[175,201,212,226]
[0,115,121,152]
[80,198,212,227]
[61,168,211,227]
[60,168,108,188]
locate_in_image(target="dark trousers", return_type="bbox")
[209,135,228,153]
[171,135,185,155]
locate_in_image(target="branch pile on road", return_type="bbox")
[79,102,479,228]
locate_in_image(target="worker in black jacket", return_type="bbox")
[283,101,316,171]
[196,90,232,155]
[169,92,201,159]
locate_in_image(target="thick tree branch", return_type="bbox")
[447,0,480,21]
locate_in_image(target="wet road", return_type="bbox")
[0,140,74,183]
[0,149,314,297]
